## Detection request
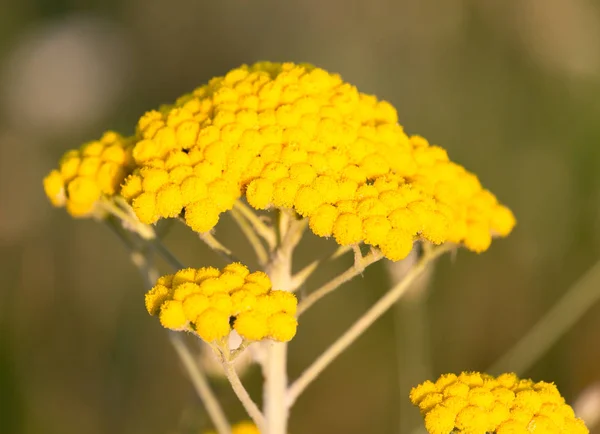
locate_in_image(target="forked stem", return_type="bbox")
[296,248,384,316]
[287,243,452,407]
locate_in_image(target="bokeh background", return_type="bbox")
[1,1,600,433]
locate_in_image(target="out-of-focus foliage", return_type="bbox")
[0,1,599,434]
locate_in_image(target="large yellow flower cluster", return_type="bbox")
[43,62,515,260]
[43,131,133,217]
[410,372,588,434]
[205,421,259,434]
[145,262,297,343]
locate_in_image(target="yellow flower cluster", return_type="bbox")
[205,421,259,434]
[145,262,297,343]
[410,372,589,434]
[119,62,515,259]
[43,131,133,217]
[44,62,515,259]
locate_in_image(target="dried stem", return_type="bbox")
[287,243,452,407]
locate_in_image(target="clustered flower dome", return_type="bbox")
[43,131,134,217]
[410,372,589,434]
[43,62,516,260]
[145,263,297,343]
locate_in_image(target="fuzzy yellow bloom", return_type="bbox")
[44,62,515,260]
[205,421,260,434]
[410,372,589,434]
[145,262,297,343]
[43,131,134,217]
[115,62,514,260]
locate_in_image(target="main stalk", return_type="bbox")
[262,211,295,434]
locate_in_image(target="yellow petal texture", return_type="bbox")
[410,372,589,434]
[43,131,134,217]
[145,262,297,343]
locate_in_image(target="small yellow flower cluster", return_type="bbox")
[145,262,297,343]
[43,131,134,217]
[205,421,259,434]
[410,372,589,434]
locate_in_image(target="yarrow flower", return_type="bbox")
[205,421,259,434]
[145,262,297,343]
[43,131,134,217]
[43,62,515,260]
[410,371,589,434]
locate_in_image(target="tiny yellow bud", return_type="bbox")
[332,213,363,246]
[145,284,171,315]
[267,312,297,342]
[185,199,220,232]
[195,308,230,342]
[159,300,187,330]
[234,312,269,341]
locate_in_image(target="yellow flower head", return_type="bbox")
[44,62,515,259]
[410,372,589,434]
[205,421,260,434]
[145,262,297,343]
[119,62,514,259]
[43,131,134,217]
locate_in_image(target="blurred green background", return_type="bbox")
[1,1,600,433]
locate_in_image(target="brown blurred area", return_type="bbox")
[1,1,600,433]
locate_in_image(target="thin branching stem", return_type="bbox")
[230,207,269,265]
[234,200,276,250]
[296,248,384,316]
[287,244,453,407]
[221,356,265,430]
[199,231,241,263]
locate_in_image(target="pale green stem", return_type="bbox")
[261,210,297,434]
[230,207,269,265]
[100,197,156,240]
[234,200,277,250]
[287,244,452,407]
[289,259,320,292]
[488,257,600,375]
[296,248,384,316]
[199,231,240,263]
[171,334,231,434]
[221,357,265,430]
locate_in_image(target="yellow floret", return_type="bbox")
[267,312,297,342]
[144,284,171,315]
[194,308,231,342]
[332,213,363,246]
[158,300,187,330]
[234,312,269,341]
